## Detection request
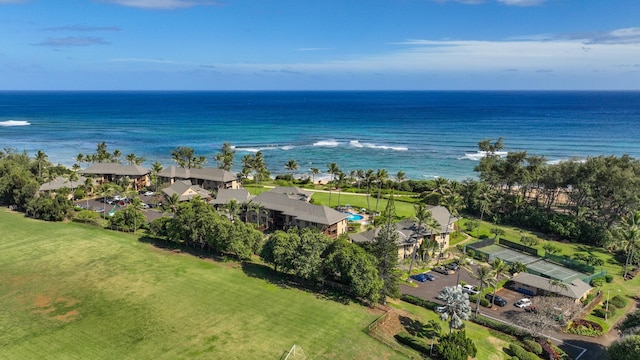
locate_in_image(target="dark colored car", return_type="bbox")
[445,262,459,271]
[433,266,454,275]
[410,274,429,282]
[485,294,508,307]
[423,273,436,281]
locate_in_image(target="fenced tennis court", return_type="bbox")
[478,244,588,283]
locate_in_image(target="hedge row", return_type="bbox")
[509,343,539,360]
[471,315,528,338]
[401,294,440,311]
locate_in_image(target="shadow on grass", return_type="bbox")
[241,262,353,305]
[138,235,228,262]
[398,315,423,336]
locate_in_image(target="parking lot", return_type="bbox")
[401,264,537,316]
[400,265,589,360]
[74,194,167,223]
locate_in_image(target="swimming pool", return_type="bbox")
[344,212,364,221]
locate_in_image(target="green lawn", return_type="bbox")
[391,300,511,360]
[0,209,404,360]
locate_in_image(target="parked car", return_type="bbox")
[525,306,538,314]
[461,284,479,295]
[514,298,532,308]
[445,262,459,271]
[143,191,154,196]
[140,203,150,209]
[423,273,435,281]
[435,305,447,313]
[433,266,454,275]
[485,294,508,307]
[113,195,126,201]
[410,273,429,282]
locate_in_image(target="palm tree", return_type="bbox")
[436,285,471,333]
[454,253,473,286]
[224,199,240,221]
[374,168,388,212]
[285,159,299,175]
[310,167,320,185]
[473,265,496,316]
[489,258,510,307]
[166,193,180,215]
[68,171,79,200]
[617,211,640,279]
[326,162,340,208]
[407,202,438,278]
[151,161,163,192]
[35,150,48,179]
[364,169,374,211]
[336,171,347,208]
[112,149,122,163]
[215,142,236,171]
[129,196,144,233]
[395,170,406,191]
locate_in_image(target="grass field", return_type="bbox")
[0,209,405,360]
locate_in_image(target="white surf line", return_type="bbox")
[478,312,587,360]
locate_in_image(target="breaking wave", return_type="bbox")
[459,151,508,161]
[0,120,31,127]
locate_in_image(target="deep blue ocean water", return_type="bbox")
[1,91,639,181]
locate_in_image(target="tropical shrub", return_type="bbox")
[523,339,543,355]
[436,330,477,360]
[610,295,628,309]
[590,277,605,287]
[605,274,614,283]
[509,343,538,360]
[607,335,640,360]
[539,339,562,360]
[616,310,640,332]
[593,306,616,319]
[567,320,603,336]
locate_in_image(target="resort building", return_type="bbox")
[511,272,592,303]
[348,205,455,261]
[82,163,150,189]
[38,176,91,197]
[162,180,212,202]
[158,166,239,191]
[211,188,348,238]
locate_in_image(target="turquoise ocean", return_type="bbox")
[1,91,639,181]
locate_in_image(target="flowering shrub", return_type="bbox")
[567,319,603,336]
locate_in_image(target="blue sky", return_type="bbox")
[1,0,639,90]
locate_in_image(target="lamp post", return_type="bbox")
[605,290,610,320]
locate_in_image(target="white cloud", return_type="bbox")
[109,58,177,64]
[42,25,121,32]
[100,0,215,9]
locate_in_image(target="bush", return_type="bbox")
[394,332,430,355]
[605,274,614,283]
[471,315,527,337]
[401,294,439,310]
[523,339,543,355]
[509,343,539,360]
[567,320,603,336]
[616,310,640,332]
[539,339,561,360]
[581,292,596,306]
[436,330,477,360]
[590,277,605,287]
[593,306,616,319]
[610,295,628,309]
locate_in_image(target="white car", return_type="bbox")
[435,305,447,313]
[461,284,479,295]
[140,203,150,209]
[515,298,532,308]
[143,191,154,196]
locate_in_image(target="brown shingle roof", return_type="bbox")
[159,166,236,183]
[82,163,148,176]
[252,191,347,226]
